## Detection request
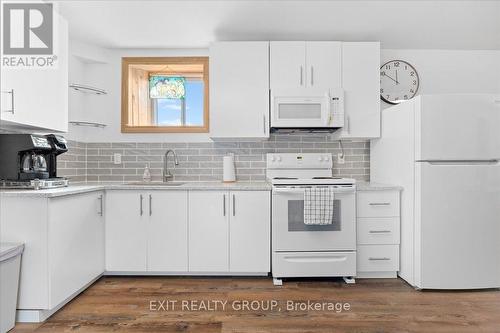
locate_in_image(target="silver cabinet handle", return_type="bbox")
[223,194,226,216]
[299,66,303,86]
[369,230,391,234]
[310,66,314,86]
[98,194,103,216]
[369,257,391,261]
[369,202,391,206]
[263,114,266,135]
[1,89,14,113]
[347,115,351,134]
[232,194,235,216]
[149,194,152,216]
[140,194,143,216]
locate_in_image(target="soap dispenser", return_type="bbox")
[142,164,151,182]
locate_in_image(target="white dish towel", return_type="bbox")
[303,187,335,225]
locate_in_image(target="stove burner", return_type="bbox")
[273,177,298,180]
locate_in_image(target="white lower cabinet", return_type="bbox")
[105,191,148,271]
[48,192,105,308]
[105,190,188,272]
[189,190,271,274]
[0,191,104,320]
[188,191,229,272]
[356,189,401,278]
[106,189,270,274]
[148,191,188,271]
[229,191,271,273]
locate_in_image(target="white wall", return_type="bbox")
[67,42,500,142]
[381,49,500,108]
[69,47,210,142]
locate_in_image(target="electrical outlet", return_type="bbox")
[337,153,345,164]
[113,153,122,165]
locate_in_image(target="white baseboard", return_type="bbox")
[104,271,269,276]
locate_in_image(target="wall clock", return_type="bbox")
[380,60,419,104]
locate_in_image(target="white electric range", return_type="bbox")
[267,153,357,285]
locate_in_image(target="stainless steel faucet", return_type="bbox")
[163,150,179,182]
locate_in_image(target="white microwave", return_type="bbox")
[270,88,344,130]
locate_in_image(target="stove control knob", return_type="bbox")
[277,156,282,162]
[324,156,329,161]
[271,156,276,162]
[318,157,323,162]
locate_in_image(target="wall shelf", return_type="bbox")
[69,83,107,95]
[69,121,107,128]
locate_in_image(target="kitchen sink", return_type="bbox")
[125,182,185,186]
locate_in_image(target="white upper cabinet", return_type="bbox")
[305,42,342,89]
[270,42,306,90]
[270,41,342,91]
[210,42,270,139]
[338,42,381,138]
[0,10,68,133]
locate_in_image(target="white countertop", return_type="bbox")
[0,181,403,198]
[0,181,272,198]
[356,182,403,191]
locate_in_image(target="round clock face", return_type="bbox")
[380,60,419,104]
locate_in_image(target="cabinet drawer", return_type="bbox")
[357,191,399,217]
[357,217,400,245]
[273,251,356,278]
[357,245,399,272]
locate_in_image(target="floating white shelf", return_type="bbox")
[69,83,107,95]
[69,121,107,128]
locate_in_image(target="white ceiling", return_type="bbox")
[58,0,500,50]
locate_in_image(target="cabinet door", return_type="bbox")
[210,42,270,139]
[305,42,342,89]
[105,191,147,271]
[147,191,188,271]
[270,41,306,90]
[48,192,104,308]
[0,10,68,132]
[229,191,271,273]
[188,191,229,272]
[340,42,380,138]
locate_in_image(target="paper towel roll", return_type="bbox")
[223,154,236,183]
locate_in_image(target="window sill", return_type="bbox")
[121,125,209,133]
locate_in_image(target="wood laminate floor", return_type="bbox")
[11,277,500,333]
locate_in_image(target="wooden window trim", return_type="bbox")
[121,57,209,133]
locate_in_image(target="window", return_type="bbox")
[121,57,209,133]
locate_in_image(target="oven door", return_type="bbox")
[272,185,356,252]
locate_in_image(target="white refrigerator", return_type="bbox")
[371,94,500,289]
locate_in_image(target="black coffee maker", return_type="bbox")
[0,134,68,182]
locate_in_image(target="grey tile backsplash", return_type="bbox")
[57,140,87,183]
[57,135,370,183]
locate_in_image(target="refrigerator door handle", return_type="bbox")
[418,159,500,165]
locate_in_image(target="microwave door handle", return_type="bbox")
[325,92,332,126]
